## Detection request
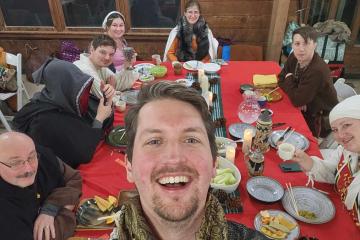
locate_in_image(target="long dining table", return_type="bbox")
[75,61,359,239]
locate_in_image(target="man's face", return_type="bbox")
[126,99,216,223]
[292,34,317,65]
[331,118,360,153]
[89,45,115,68]
[0,136,38,188]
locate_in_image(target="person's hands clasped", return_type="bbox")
[102,83,115,101]
[291,149,314,172]
[33,213,55,240]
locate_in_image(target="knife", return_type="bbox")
[273,122,286,128]
[276,126,293,144]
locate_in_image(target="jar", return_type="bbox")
[252,111,272,153]
[247,149,264,176]
[237,90,261,124]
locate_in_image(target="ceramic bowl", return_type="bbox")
[211,157,241,193]
[150,65,167,78]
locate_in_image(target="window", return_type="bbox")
[129,0,180,28]
[307,0,331,26]
[62,0,116,27]
[336,0,359,44]
[0,0,53,26]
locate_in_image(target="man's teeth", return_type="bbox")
[158,176,189,185]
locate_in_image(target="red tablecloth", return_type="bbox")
[76,61,359,239]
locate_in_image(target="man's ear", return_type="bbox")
[125,155,134,183]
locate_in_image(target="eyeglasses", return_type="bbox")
[0,153,38,171]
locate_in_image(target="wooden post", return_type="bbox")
[265,0,290,61]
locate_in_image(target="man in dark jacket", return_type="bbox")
[0,132,82,240]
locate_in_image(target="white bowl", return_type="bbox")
[211,157,241,193]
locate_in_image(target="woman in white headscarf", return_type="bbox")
[102,11,136,72]
[292,95,360,226]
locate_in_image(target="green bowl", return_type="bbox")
[150,65,167,78]
[106,126,128,147]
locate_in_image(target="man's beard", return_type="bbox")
[152,188,199,223]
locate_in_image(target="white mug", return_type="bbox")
[277,142,295,161]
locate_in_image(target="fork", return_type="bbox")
[276,126,292,144]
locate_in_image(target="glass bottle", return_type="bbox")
[247,149,264,177]
[252,111,272,153]
[237,90,261,124]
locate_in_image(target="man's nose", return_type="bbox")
[164,142,183,163]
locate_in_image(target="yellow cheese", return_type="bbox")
[253,74,278,86]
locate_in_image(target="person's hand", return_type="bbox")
[95,97,113,123]
[285,73,293,79]
[102,83,115,103]
[33,214,55,240]
[292,149,314,172]
[299,105,307,112]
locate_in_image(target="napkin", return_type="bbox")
[253,74,278,87]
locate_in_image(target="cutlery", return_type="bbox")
[272,122,286,128]
[286,182,299,216]
[283,128,295,142]
[276,126,292,144]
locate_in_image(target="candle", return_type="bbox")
[226,145,236,163]
[208,91,213,106]
[198,69,205,80]
[242,128,253,154]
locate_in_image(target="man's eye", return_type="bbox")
[185,137,200,144]
[331,128,338,133]
[343,123,352,129]
[10,160,23,167]
[146,139,161,145]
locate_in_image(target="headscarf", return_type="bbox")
[32,58,93,117]
[329,95,360,124]
[102,11,125,29]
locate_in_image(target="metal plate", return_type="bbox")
[228,123,256,141]
[246,176,284,203]
[281,187,335,224]
[269,130,310,151]
[254,209,300,240]
[120,89,139,105]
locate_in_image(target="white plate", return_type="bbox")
[175,78,194,87]
[228,123,256,141]
[282,187,335,224]
[269,130,309,151]
[134,63,155,76]
[203,63,221,74]
[139,74,155,82]
[183,60,205,71]
[254,209,300,240]
[246,176,284,203]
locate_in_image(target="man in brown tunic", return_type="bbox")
[279,26,338,138]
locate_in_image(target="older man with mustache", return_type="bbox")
[0,132,82,240]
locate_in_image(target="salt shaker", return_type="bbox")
[252,110,272,153]
[247,149,264,177]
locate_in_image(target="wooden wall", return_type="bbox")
[0,0,359,75]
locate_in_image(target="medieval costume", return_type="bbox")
[0,145,82,239]
[278,52,338,137]
[13,58,113,168]
[109,193,267,240]
[307,96,360,226]
[163,16,218,62]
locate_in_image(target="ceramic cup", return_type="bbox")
[277,142,295,161]
[151,54,162,65]
[172,61,182,75]
[115,100,126,112]
[257,96,267,108]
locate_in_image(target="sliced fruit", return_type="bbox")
[106,217,114,224]
[278,216,297,230]
[269,221,290,233]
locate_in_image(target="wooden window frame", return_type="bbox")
[0,0,185,40]
[303,0,360,47]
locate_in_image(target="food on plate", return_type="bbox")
[139,74,154,82]
[150,65,167,78]
[259,210,297,239]
[299,210,317,220]
[212,168,237,185]
[94,195,117,213]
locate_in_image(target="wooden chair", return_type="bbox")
[0,52,29,131]
[218,44,263,61]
